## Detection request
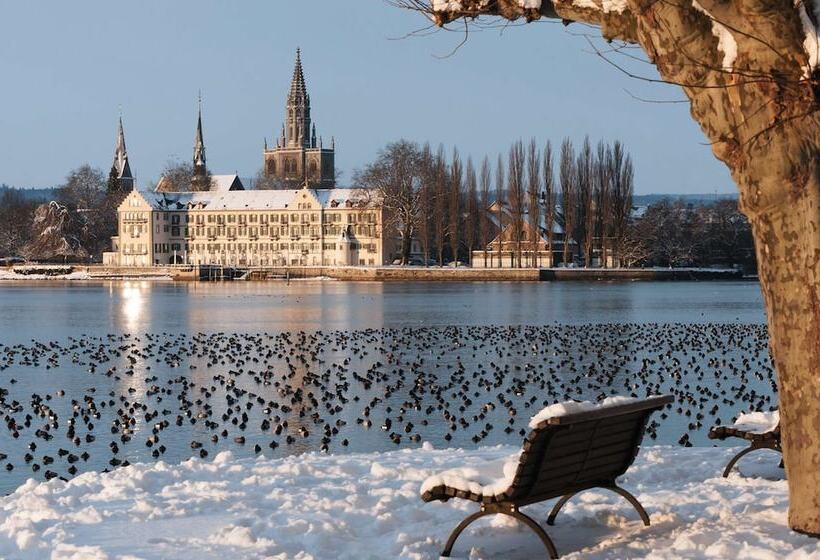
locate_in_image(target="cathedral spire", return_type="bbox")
[192,94,208,191]
[109,115,133,192]
[289,48,308,102]
[286,48,311,148]
[193,95,206,174]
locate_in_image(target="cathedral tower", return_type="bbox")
[263,49,335,188]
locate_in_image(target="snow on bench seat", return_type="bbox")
[732,410,779,434]
[421,396,638,499]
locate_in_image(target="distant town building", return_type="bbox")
[104,187,392,267]
[263,49,335,188]
[471,201,568,268]
[102,48,397,268]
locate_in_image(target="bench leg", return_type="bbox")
[547,486,650,527]
[441,507,559,559]
[606,485,650,526]
[722,445,757,478]
[547,492,578,526]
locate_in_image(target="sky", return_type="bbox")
[0,1,734,195]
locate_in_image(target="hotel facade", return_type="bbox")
[106,187,392,267]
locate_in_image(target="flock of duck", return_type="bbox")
[0,322,776,490]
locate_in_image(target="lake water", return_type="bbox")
[0,280,773,494]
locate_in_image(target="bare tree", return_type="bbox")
[418,143,434,265]
[479,155,492,265]
[155,159,208,192]
[577,137,595,267]
[495,153,505,268]
[559,139,576,267]
[449,148,463,264]
[354,139,424,265]
[609,142,634,267]
[526,138,541,267]
[253,169,289,190]
[464,157,478,265]
[595,141,614,267]
[542,141,555,267]
[434,144,448,266]
[58,165,106,211]
[508,140,526,267]
[0,189,37,257]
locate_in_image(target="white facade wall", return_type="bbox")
[111,189,395,267]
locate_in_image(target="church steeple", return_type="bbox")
[193,98,206,173]
[109,115,133,192]
[286,48,311,148]
[192,95,209,191]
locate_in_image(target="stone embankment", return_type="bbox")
[2,264,745,282]
[75,265,744,282]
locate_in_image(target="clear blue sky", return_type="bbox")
[0,0,733,194]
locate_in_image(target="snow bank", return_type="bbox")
[0,269,91,281]
[733,409,779,434]
[0,445,811,559]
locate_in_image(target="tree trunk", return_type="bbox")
[405,0,820,531]
[744,174,820,535]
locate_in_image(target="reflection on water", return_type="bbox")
[0,280,765,344]
[117,282,149,332]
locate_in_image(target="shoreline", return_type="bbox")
[1,264,751,282]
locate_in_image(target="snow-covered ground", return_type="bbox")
[0,269,91,281]
[0,444,814,560]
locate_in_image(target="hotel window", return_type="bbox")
[271,214,279,223]
[171,215,180,225]
[171,226,180,237]
[207,215,214,223]
[311,213,318,222]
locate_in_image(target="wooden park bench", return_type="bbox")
[708,410,781,477]
[420,395,673,559]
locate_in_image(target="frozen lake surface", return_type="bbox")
[0,280,771,495]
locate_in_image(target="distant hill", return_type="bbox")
[0,184,59,203]
[633,193,737,206]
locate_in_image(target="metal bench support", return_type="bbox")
[547,484,650,527]
[442,503,559,559]
[722,441,783,478]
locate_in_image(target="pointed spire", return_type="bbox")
[111,114,133,190]
[289,47,308,102]
[193,93,206,172]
